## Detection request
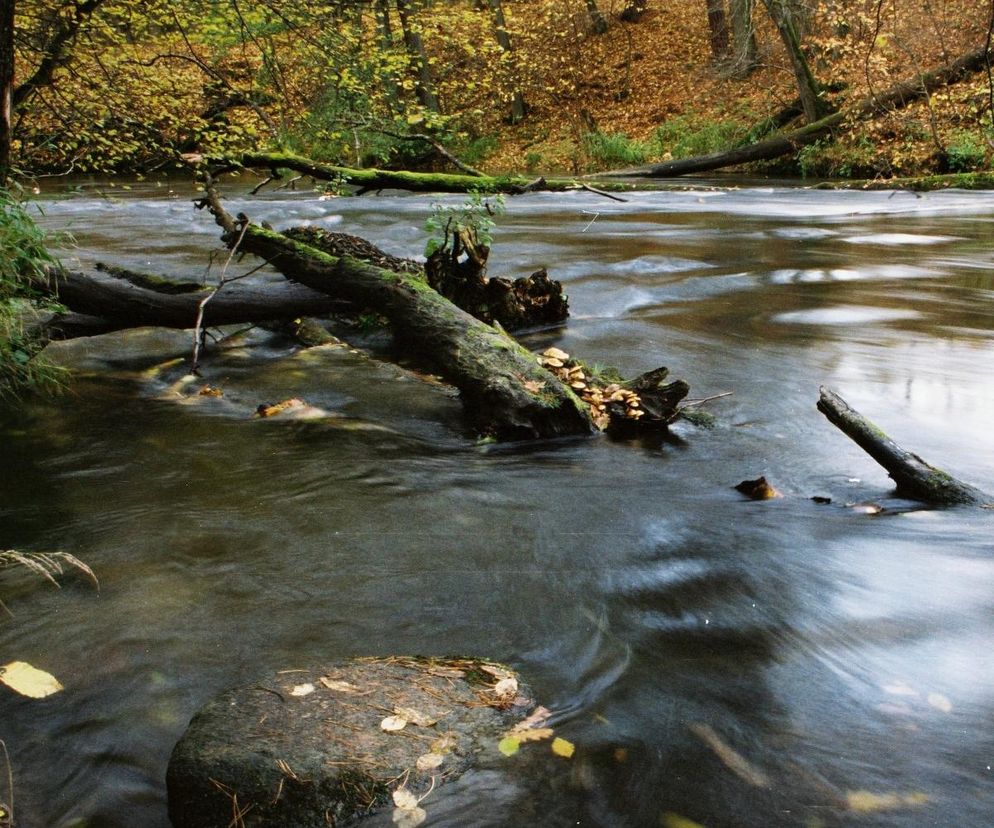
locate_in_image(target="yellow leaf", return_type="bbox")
[0,661,64,698]
[513,727,554,743]
[662,814,707,828]
[551,737,575,758]
[846,790,929,812]
[415,752,445,772]
[498,736,520,756]
[395,707,437,727]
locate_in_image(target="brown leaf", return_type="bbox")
[734,476,782,500]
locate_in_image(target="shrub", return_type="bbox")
[583,132,650,167]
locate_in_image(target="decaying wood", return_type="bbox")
[610,46,992,178]
[817,386,990,506]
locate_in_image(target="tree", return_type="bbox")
[705,0,730,61]
[760,0,826,122]
[487,0,526,123]
[395,0,440,113]
[729,0,758,77]
[0,0,12,183]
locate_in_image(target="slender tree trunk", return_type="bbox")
[0,0,13,184]
[761,0,825,122]
[706,0,730,61]
[584,0,609,34]
[729,0,758,77]
[374,0,401,112]
[488,0,526,122]
[395,0,440,113]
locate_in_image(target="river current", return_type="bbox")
[1,178,993,827]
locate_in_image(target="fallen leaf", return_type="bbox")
[513,705,552,731]
[392,787,419,809]
[493,677,518,698]
[688,723,769,787]
[319,677,360,693]
[523,380,547,394]
[514,727,554,743]
[480,664,514,681]
[498,736,520,756]
[734,476,782,500]
[662,814,707,828]
[290,683,315,697]
[551,737,575,758]
[430,732,458,753]
[381,715,408,732]
[927,693,952,713]
[846,790,929,813]
[392,805,427,828]
[0,661,64,698]
[395,707,438,727]
[415,752,445,772]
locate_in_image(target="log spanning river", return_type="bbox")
[2,179,994,827]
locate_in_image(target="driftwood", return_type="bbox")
[817,386,990,506]
[610,46,992,178]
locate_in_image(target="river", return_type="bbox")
[1,178,993,827]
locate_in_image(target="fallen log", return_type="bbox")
[817,386,990,506]
[207,151,636,196]
[36,268,347,337]
[609,46,992,178]
[229,222,595,439]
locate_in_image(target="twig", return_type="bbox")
[191,221,249,371]
[678,391,733,409]
[578,182,628,202]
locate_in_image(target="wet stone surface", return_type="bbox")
[166,657,533,828]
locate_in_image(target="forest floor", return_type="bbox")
[468,0,992,179]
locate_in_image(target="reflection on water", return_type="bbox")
[2,180,994,826]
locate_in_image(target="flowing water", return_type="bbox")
[2,178,994,827]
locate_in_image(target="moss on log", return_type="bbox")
[817,386,990,506]
[230,224,595,439]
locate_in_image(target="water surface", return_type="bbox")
[2,179,993,827]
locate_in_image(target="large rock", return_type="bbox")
[167,657,534,827]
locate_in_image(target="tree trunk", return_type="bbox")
[608,45,993,177]
[817,387,990,506]
[0,0,13,184]
[230,224,594,439]
[761,0,824,122]
[488,0,526,123]
[706,0,730,61]
[374,0,401,112]
[395,0,440,113]
[584,0,609,34]
[729,0,758,77]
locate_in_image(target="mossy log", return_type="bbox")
[230,223,595,439]
[817,386,990,506]
[214,151,638,195]
[612,45,992,178]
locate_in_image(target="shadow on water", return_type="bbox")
[2,181,994,826]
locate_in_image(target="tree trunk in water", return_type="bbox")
[729,0,758,77]
[584,0,609,34]
[761,0,824,122]
[817,387,990,506]
[706,0,730,61]
[0,0,13,184]
[395,0,440,113]
[229,224,594,439]
[488,0,526,123]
